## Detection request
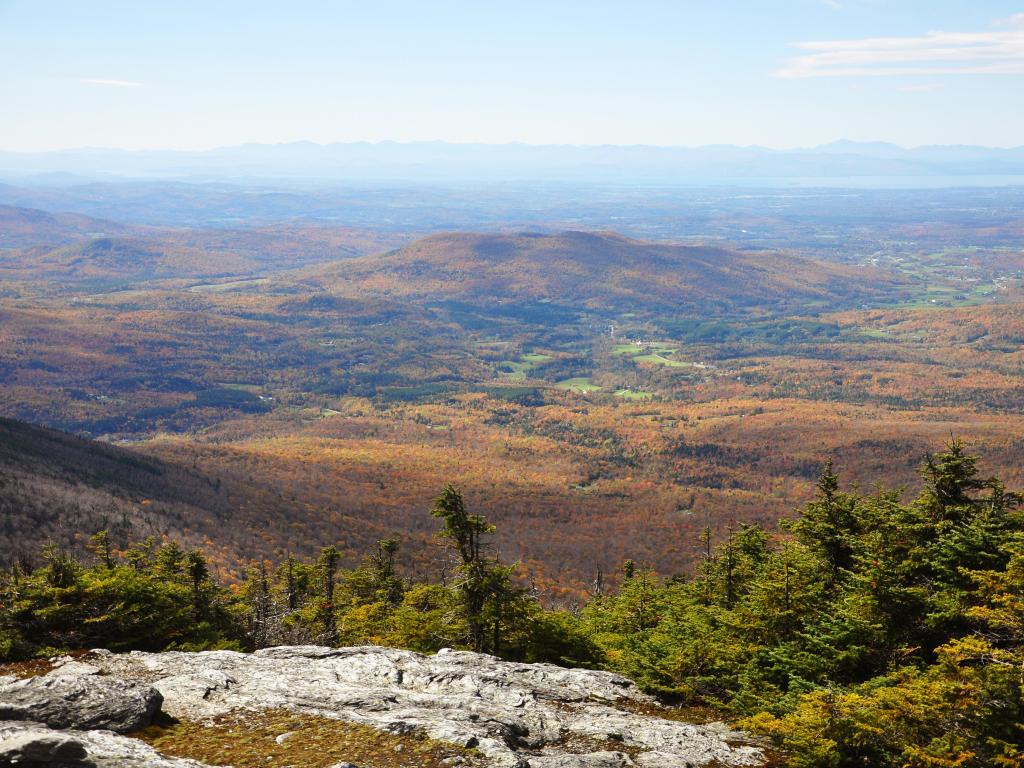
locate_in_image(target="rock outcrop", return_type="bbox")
[0,667,162,732]
[0,720,211,767]
[0,646,765,767]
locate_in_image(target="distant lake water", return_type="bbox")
[710,175,1024,190]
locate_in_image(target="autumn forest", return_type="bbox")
[1,170,1024,768]
[1,185,1023,596]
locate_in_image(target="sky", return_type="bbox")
[1,0,1023,152]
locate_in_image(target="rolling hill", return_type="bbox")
[0,206,410,284]
[307,231,912,313]
[0,205,129,249]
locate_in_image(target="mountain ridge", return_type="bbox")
[4,140,1024,183]
[0,205,408,282]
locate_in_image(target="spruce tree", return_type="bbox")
[787,460,857,585]
[431,484,494,652]
[315,546,341,645]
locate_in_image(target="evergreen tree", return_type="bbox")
[431,484,495,652]
[243,560,273,648]
[787,460,858,584]
[88,530,114,570]
[346,538,404,607]
[314,546,341,645]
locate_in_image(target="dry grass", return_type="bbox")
[134,708,484,768]
[605,697,725,725]
[0,649,101,679]
[0,657,58,679]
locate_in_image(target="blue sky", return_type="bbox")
[1,1,1023,151]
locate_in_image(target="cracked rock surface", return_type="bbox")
[0,667,162,733]
[0,720,211,767]
[0,646,764,767]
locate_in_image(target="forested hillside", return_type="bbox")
[5,3,1024,766]
[0,204,128,248]
[3,443,1021,767]
[307,230,911,311]
[0,206,407,284]
[3,210,1024,591]
[0,417,235,568]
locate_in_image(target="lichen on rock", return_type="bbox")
[0,646,765,767]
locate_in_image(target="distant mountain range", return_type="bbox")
[2,140,1024,184]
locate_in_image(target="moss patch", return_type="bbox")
[0,657,58,679]
[0,649,99,679]
[135,709,483,768]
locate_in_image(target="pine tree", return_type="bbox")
[347,538,404,606]
[185,550,210,623]
[88,530,114,570]
[787,460,858,585]
[431,484,495,652]
[919,439,988,521]
[42,544,77,589]
[315,546,341,645]
[244,561,272,648]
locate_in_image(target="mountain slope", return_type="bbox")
[0,205,128,249]
[308,230,910,312]
[0,417,235,568]
[0,417,443,579]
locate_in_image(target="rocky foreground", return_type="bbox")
[0,646,765,767]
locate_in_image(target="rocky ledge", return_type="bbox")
[0,646,765,767]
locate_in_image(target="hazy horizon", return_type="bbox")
[4,137,1024,155]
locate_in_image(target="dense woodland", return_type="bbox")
[3,442,1022,767]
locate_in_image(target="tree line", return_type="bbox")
[0,482,596,666]
[2,441,1022,766]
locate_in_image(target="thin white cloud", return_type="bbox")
[897,82,945,93]
[776,13,1024,77]
[820,0,844,10]
[80,78,143,87]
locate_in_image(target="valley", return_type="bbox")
[2,188,1022,595]
[6,7,1024,764]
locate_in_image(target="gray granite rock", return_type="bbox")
[0,720,212,767]
[527,752,634,767]
[0,724,88,764]
[89,645,764,767]
[0,673,162,733]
